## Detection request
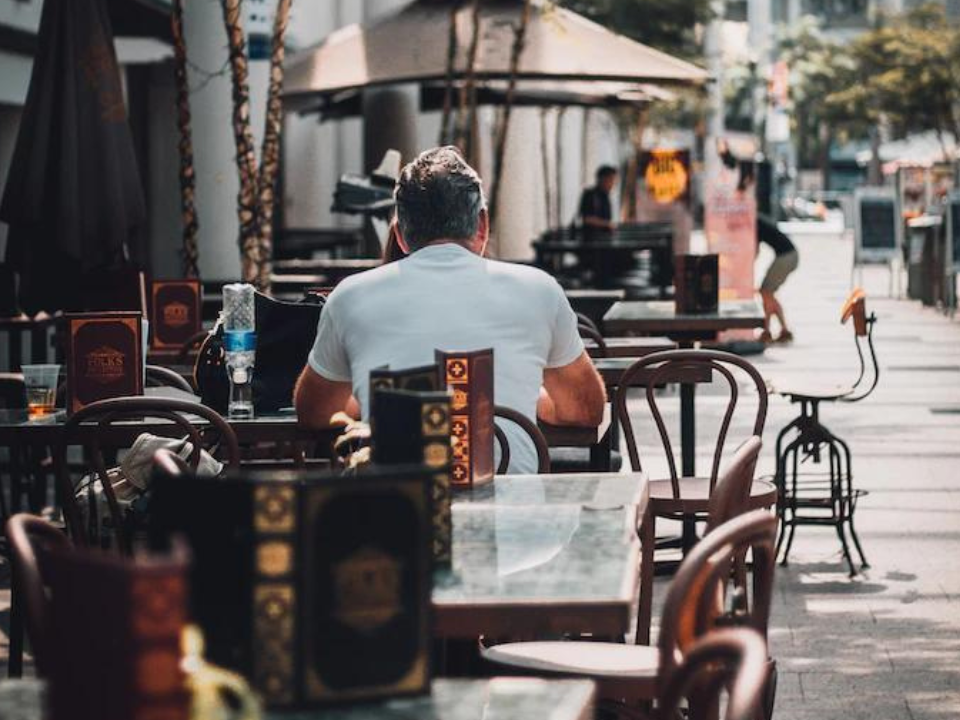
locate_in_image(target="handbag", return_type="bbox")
[194,292,322,414]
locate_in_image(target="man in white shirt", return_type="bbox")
[295,146,606,473]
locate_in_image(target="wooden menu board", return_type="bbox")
[855,188,901,263]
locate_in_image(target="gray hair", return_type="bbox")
[394,146,487,250]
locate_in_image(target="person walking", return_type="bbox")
[757,215,798,343]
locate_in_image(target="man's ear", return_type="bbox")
[395,224,411,255]
[475,208,490,256]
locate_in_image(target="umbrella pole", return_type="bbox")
[171,0,200,279]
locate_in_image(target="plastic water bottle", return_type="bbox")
[222,283,256,418]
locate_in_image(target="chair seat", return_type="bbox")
[770,382,852,401]
[549,448,623,473]
[650,477,777,514]
[482,640,659,680]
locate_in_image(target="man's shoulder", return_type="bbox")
[483,258,564,294]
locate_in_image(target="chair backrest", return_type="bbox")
[145,365,195,394]
[655,628,769,720]
[494,405,551,474]
[841,288,879,402]
[705,436,763,533]
[614,349,768,494]
[577,323,608,358]
[0,372,27,409]
[5,514,72,677]
[653,510,777,680]
[575,312,601,335]
[56,396,240,552]
[175,329,211,364]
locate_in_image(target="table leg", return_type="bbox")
[680,381,696,477]
[635,506,654,646]
[589,420,613,472]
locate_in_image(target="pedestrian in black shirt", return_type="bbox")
[578,165,617,238]
[718,140,798,343]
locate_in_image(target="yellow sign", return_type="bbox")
[644,150,689,205]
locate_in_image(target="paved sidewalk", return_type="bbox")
[639,230,960,720]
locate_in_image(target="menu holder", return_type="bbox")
[674,253,719,315]
[435,348,494,488]
[47,546,190,720]
[148,464,433,708]
[369,364,441,394]
[371,387,453,566]
[64,311,143,415]
[150,279,202,350]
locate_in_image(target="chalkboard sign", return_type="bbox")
[855,188,901,263]
[947,192,960,273]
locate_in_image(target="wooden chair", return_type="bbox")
[481,510,777,715]
[0,373,28,520]
[771,288,876,575]
[5,513,72,678]
[494,405,550,474]
[614,349,776,558]
[55,397,240,553]
[145,364,194,394]
[652,628,770,720]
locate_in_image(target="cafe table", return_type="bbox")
[440,471,653,645]
[602,299,765,477]
[0,677,597,720]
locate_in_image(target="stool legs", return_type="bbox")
[775,402,868,576]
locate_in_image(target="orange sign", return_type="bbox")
[642,149,690,205]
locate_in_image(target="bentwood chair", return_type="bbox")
[55,397,240,553]
[614,350,776,559]
[770,288,877,575]
[5,513,72,678]
[651,628,770,720]
[145,364,195,394]
[494,405,551,474]
[482,510,777,718]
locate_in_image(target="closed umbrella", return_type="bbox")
[0,0,146,314]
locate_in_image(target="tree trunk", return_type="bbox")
[555,107,566,228]
[540,108,552,229]
[171,0,199,278]
[220,0,261,287]
[818,122,832,191]
[487,0,532,251]
[439,6,459,146]
[255,0,294,295]
[455,0,482,163]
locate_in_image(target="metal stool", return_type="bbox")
[772,289,877,576]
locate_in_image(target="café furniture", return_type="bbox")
[145,364,195,394]
[274,226,363,260]
[615,351,775,554]
[565,288,624,329]
[0,677,597,720]
[493,405,550,473]
[480,510,777,719]
[0,315,57,372]
[770,289,876,575]
[603,299,766,478]
[5,514,70,678]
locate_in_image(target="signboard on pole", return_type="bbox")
[640,149,691,206]
[854,187,901,265]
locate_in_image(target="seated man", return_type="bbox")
[295,146,606,473]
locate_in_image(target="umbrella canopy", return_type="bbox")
[303,79,675,122]
[283,0,708,108]
[0,0,146,314]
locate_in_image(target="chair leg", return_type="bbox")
[832,432,869,569]
[779,438,803,566]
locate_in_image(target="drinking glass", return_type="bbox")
[22,364,60,417]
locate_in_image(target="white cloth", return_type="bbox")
[308,243,584,473]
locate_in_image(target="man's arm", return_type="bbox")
[294,365,359,430]
[538,351,606,426]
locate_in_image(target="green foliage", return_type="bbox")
[557,0,713,60]
[780,3,960,168]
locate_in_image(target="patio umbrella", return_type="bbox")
[301,79,675,121]
[283,0,708,109]
[0,0,146,314]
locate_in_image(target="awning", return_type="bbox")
[283,0,708,109]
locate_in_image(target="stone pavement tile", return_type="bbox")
[776,671,804,702]
[773,697,913,720]
[905,693,960,720]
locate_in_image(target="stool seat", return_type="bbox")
[482,640,659,684]
[770,382,851,401]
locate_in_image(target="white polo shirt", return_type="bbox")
[307,243,584,473]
